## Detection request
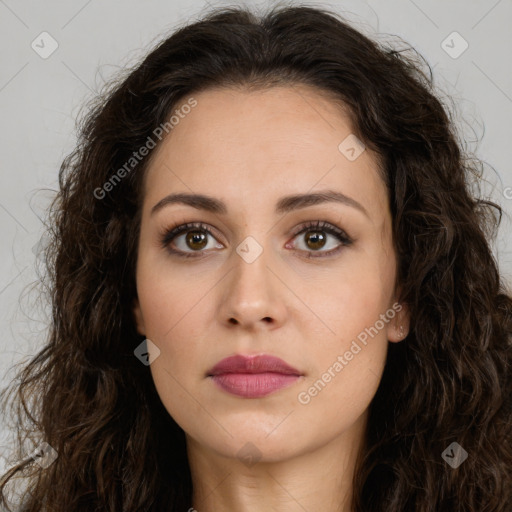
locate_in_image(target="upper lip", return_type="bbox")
[207,354,302,376]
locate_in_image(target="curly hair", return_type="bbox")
[1,3,511,511]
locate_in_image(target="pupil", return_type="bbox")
[307,231,326,250]
[187,230,207,250]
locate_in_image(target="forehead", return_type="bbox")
[142,85,389,224]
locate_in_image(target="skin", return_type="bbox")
[132,84,410,512]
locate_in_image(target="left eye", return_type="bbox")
[287,220,353,258]
[160,220,353,259]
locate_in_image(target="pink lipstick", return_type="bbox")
[207,354,302,398]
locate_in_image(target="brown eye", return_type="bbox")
[160,222,223,258]
[303,230,327,250]
[290,220,353,258]
[185,230,208,250]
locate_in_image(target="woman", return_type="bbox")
[1,4,511,511]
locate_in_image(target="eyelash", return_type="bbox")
[158,220,353,259]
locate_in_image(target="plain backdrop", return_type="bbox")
[1,0,511,469]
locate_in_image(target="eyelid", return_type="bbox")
[286,220,353,258]
[158,221,223,250]
[289,219,351,241]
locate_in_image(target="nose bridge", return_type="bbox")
[220,232,283,327]
[232,232,273,302]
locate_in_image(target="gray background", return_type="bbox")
[1,0,511,470]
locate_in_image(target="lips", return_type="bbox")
[207,354,303,398]
[207,354,301,377]
[211,373,300,398]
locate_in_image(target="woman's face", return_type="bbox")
[133,85,409,463]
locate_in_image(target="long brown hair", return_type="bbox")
[1,4,511,511]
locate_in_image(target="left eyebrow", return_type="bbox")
[150,189,370,219]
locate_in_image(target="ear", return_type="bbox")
[132,297,146,336]
[387,301,410,343]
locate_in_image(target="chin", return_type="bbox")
[187,422,307,463]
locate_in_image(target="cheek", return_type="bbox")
[297,302,389,432]
[137,277,208,426]
[135,264,210,407]
[307,260,393,343]
[299,261,393,394]
[136,252,205,337]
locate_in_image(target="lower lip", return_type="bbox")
[210,372,300,398]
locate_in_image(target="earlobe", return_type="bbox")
[388,302,410,343]
[132,297,146,336]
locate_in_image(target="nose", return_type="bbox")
[218,238,287,332]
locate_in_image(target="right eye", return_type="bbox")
[159,222,224,258]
